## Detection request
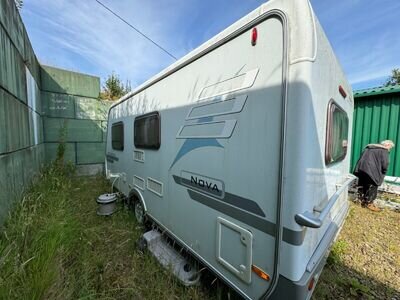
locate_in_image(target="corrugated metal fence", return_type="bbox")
[351,86,400,177]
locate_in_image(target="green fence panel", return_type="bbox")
[12,147,29,193]
[42,93,110,120]
[0,24,26,102]
[77,142,106,164]
[0,89,6,154]
[41,91,75,118]
[0,145,45,225]
[0,153,14,224]
[0,0,110,222]
[2,91,30,152]
[45,142,76,164]
[23,147,37,184]
[0,0,40,85]
[75,98,110,120]
[0,0,24,58]
[351,93,400,177]
[387,97,400,175]
[40,65,104,166]
[41,65,100,98]
[43,118,103,143]
[38,114,44,144]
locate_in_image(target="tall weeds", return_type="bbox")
[0,164,78,299]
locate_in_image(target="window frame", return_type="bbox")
[111,121,124,151]
[325,100,349,165]
[134,111,161,150]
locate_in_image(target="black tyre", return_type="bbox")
[134,200,145,224]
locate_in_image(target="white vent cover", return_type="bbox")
[133,176,145,190]
[147,177,163,197]
[134,150,145,162]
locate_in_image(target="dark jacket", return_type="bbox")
[354,144,389,185]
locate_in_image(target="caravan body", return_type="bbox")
[106,0,354,299]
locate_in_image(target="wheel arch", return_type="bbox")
[128,188,147,213]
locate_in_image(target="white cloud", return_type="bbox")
[22,0,400,89]
[21,0,191,86]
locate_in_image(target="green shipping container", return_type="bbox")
[351,85,400,177]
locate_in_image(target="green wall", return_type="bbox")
[40,65,110,168]
[0,0,44,223]
[41,65,100,98]
[351,90,400,176]
[0,0,111,225]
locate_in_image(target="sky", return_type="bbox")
[20,0,400,91]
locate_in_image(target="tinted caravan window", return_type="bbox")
[134,112,160,149]
[112,122,124,151]
[325,101,349,165]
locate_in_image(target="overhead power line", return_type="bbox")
[94,0,177,61]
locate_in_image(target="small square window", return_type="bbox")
[325,101,349,165]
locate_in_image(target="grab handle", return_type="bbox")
[295,175,357,228]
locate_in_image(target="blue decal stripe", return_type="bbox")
[169,138,223,169]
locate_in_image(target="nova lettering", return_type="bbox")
[191,176,219,192]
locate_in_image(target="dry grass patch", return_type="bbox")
[314,201,400,299]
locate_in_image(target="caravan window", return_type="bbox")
[134,112,161,149]
[325,101,348,165]
[112,122,124,151]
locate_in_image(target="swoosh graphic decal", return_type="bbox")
[169,138,223,169]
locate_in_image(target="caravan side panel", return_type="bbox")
[107,15,286,300]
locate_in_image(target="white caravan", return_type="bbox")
[105,0,354,299]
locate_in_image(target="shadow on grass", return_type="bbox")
[314,259,400,299]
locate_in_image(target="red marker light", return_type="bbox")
[251,27,258,46]
[339,85,347,98]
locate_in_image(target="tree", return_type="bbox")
[385,68,400,86]
[100,73,132,101]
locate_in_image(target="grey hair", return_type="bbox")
[381,140,395,148]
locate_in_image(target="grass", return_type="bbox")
[0,166,399,299]
[314,202,400,299]
[0,166,215,299]
[380,192,400,204]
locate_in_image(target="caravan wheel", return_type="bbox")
[134,200,145,224]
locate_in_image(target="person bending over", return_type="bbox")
[354,140,395,212]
